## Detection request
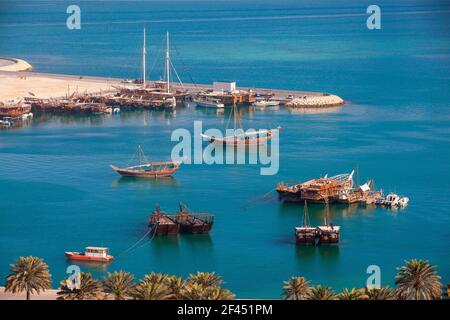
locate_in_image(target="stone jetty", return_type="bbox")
[286,94,345,108]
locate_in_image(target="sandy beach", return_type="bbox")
[0,71,121,101]
[0,286,57,300]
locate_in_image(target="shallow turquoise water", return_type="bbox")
[0,1,449,298]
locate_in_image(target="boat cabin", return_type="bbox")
[84,247,110,258]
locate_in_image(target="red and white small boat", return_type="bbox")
[65,246,114,263]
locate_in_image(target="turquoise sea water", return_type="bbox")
[0,0,449,298]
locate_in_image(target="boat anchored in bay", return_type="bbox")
[111,145,181,178]
[295,201,340,245]
[201,101,281,146]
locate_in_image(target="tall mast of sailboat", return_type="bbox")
[165,31,170,93]
[303,200,310,227]
[142,28,147,88]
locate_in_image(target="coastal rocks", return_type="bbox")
[286,94,344,108]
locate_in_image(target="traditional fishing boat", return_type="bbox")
[193,96,225,108]
[0,99,32,120]
[253,100,280,107]
[295,201,320,244]
[316,204,340,244]
[175,203,214,234]
[115,29,188,109]
[148,205,180,236]
[65,247,114,263]
[295,201,340,245]
[277,171,354,203]
[338,180,383,205]
[201,101,281,146]
[111,145,180,178]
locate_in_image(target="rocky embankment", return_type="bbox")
[286,94,344,108]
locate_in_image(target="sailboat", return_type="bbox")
[110,145,181,178]
[316,203,340,244]
[295,201,340,245]
[201,101,281,146]
[295,201,320,244]
[115,29,187,109]
[142,30,187,105]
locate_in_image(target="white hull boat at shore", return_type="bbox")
[193,97,224,108]
[253,100,280,107]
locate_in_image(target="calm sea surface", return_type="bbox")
[0,0,449,298]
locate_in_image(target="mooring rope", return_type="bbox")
[115,226,156,259]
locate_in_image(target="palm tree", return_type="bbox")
[179,282,207,300]
[165,275,186,299]
[102,271,134,300]
[395,259,442,300]
[5,256,52,300]
[57,272,103,300]
[365,286,396,300]
[130,276,172,300]
[188,272,223,287]
[144,272,169,284]
[179,282,235,300]
[204,286,235,300]
[282,277,311,300]
[338,288,368,300]
[307,285,337,300]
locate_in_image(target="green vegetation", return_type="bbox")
[3,257,446,300]
[282,259,444,300]
[5,256,52,300]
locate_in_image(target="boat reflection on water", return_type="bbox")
[181,233,214,255]
[295,243,340,263]
[65,259,110,272]
[111,176,179,189]
[286,106,343,115]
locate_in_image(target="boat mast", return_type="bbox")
[165,31,170,93]
[303,200,310,227]
[233,101,237,131]
[324,202,330,226]
[143,28,147,89]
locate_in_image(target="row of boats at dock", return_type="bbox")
[1,29,310,131]
[276,170,409,208]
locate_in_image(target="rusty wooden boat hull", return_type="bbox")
[110,162,180,178]
[206,135,273,146]
[179,222,214,234]
[295,228,340,245]
[150,223,180,236]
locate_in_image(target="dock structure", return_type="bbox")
[0,69,345,117]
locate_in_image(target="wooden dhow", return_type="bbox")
[148,204,214,236]
[111,145,180,178]
[295,201,340,245]
[277,171,354,203]
[201,101,281,146]
[148,205,180,236]
[175,203,214,234]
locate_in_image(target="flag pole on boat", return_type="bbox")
[142,28,147,89]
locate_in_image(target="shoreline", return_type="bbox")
[0,59,344,107]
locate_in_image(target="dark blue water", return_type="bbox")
[0,0,449,298]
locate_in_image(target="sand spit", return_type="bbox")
[0,57,32,72]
